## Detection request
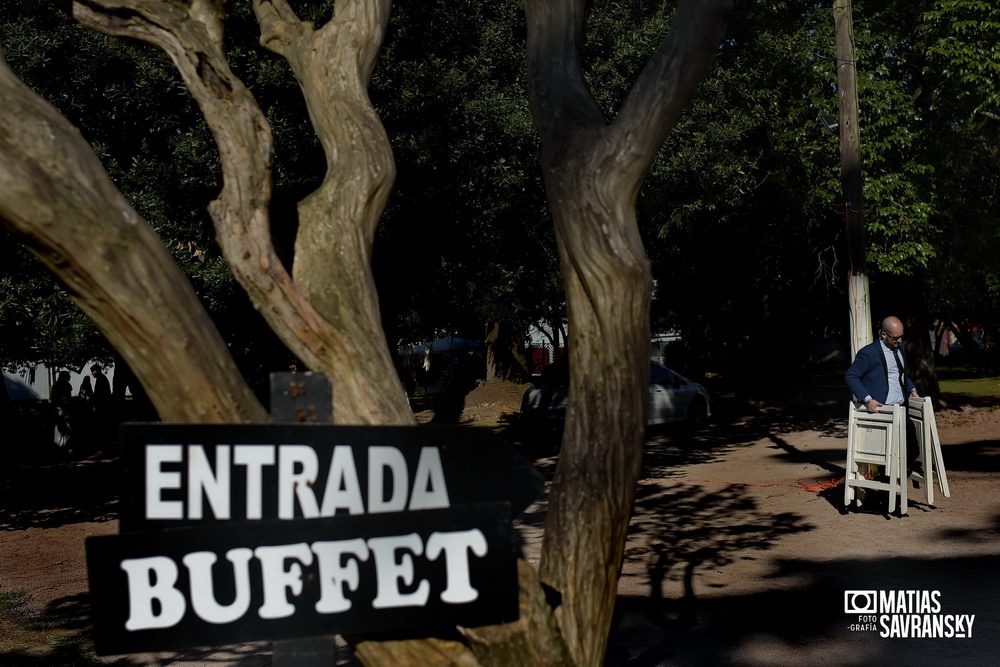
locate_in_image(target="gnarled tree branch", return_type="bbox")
[73,0,412,425]
[0,50,267,424]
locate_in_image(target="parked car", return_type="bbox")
[520,359,710,430]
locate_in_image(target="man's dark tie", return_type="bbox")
[891,347,906,397]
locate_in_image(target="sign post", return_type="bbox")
[269,371,337,665]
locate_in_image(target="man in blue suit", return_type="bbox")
[845,315,920,411]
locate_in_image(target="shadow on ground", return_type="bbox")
[2,383,995,665]
[606,552,1000,666]
[0,458,120,530]
[0,588,274,666]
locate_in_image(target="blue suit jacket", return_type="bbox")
[845,340,917,403]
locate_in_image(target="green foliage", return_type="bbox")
[2,0,998,379]
[0,239,107,372]
[0,2,228,369]
[632,2,846,369]
[919,0,1000,120]
[372,0,559,345]
[584,1,676,117]
[629,0,999,371]
[0,2,305,374]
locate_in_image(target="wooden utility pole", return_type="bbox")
[834,0,872,358]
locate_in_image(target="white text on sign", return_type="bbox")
[145,444,450,520]
[121,529,487,631]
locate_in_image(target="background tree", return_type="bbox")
[628,0,999,397]
[4,0,999,660]
[371,0,562,379]
[0,2,297,391]
[915,0,1000,375]
[640,1,849,382]
[5,0,999,393]
[1,0,566,385]
[0,46,268,422]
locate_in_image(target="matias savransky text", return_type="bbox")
[845,589,976,638]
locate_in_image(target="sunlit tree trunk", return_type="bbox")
[524,0,732,663]
[73,0,412,426]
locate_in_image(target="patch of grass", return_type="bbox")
[46,635,104,665]
[938,376,1000,399]
[0,586,105,664]
[0,587,33,622]
[0,586,36,655]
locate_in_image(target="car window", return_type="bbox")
[538,359,569,386]
[650,364,673,385]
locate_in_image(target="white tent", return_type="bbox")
[3,372,40,400]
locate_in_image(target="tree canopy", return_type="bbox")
[2,0,999,377]
[637,0,1000,376]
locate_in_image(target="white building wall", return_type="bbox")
[3,362,118,401]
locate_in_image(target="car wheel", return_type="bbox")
[686,398,708,429]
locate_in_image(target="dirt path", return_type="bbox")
[2,386,999,665]
[607,402,1000,665]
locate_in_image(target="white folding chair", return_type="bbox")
[906,396,950,505]
[845,402,907,515]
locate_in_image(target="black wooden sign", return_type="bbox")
[87,423,542,655]
[87,502,516,654]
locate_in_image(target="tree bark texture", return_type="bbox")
[255,0,410,424]
[523,1,732,663]
[833,0,873,357]
[0,51,268,424]
[73,0,412,426]
[485,321,531,383]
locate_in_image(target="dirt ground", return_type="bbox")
[2,380,999,665]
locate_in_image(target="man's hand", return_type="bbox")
[866,398,883,413]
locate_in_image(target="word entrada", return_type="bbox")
[144,443,451,521]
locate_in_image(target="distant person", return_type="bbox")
[78,375,94,402]
[110,355,157,421]
[90,364,113,447]
[73,373,98,451]
[51,370,73,448]
[91,364,111,402]
[51,371,73,404]
[845,316,919,412]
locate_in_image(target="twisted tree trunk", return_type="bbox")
[73,0,412,426]
[524,1,733,663]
